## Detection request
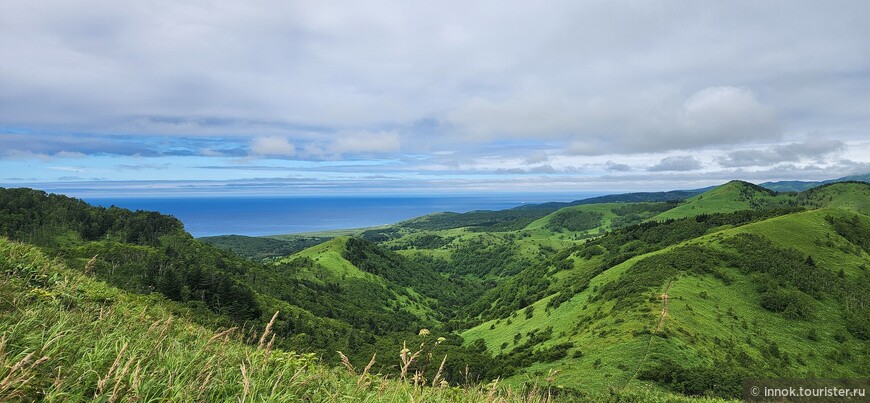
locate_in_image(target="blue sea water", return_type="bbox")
[83,194,600,237]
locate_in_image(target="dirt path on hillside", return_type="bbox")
[654,282,672,333]
[618,279,673,393]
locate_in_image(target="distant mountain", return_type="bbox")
[517,187,713,211]
[356,188,711,239]
[760,173,870,192]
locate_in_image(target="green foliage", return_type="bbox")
[343,237,477,311]
[610,201,679,229]
[401,209,553,232]
[387,234,455,250]
[544,210,604,232]
[595,245,725,309]
[638,358,746,398]
[254,256,424,334]
[448,238,532,277]
[794,181,870,214]
[491,327,574,371]
[0,187,183,247]
[653,180,789,220]
[759,289,815,320]
[3,182,870,401]
[200,234,327,261]
[0,237,567,402]
[825,213,870,253]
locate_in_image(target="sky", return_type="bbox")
[1,0,869,196]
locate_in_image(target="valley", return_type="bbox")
[1,179,868,401]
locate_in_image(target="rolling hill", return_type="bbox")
[651,180,787,220]
[457,182,869,399]
[2,178,869,401]
[0,187,500,379]
[0,236,594,402]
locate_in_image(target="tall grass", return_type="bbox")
[0,237,716,402]
[0,238,550,401]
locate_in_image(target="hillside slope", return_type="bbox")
[200,234,327,261]
[2,236,619,402]
[0,188,497,375]
[652,180,787,220]
[263,237,452,329]
[459,183,869,399]
[3,181,868,401]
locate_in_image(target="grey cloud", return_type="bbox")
[494,165,558,174]
[116,163,172,171]
[605,161,632,172]
[718,139,845,167]
[0,1,867,157]
[525,151,550,164]
[0,133,158,157]
[648,156,703,172]
[12,158,869,197]
[451,86,782,154]
[0,132,252,159]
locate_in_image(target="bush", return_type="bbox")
[545,210,604,232]
[638,359,745,398]
[844,310,870,340]
[760,289,814,320]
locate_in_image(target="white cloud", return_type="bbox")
[330,131,400,155]
[250,136,296,157]
[678,86,779,147]
[55,151,87,158]
[447,86,780,155]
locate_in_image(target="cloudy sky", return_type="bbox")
[1,0,868,196]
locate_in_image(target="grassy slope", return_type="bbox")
[0,237,714,402]
[272,236,437,320]
[200,234,328,261]
[523,204,617,240]
[277,237,366,280]
[653,181,786,221]
[797,181,870,215]
[0,240,421,400]
[461,199,869,396]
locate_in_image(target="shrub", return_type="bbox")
[760,289,814,320]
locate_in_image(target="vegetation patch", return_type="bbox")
[545,210,604,232]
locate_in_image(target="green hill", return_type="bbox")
[264,236,480,329]
[2,181,868,401]
[795,181,870,215]
[0,188,497,378]
[523,202,679,239]
[457,184,869,399]
[652,180,787,220]
[0,236,606,402]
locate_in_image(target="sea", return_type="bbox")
[83,194,602,237]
